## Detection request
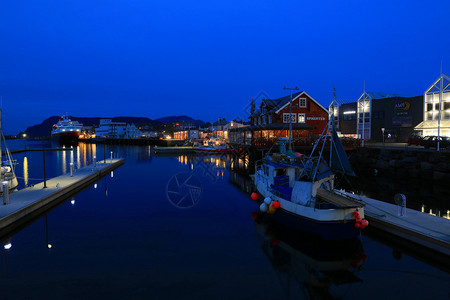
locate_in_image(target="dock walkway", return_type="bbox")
[0,159,124,235]
[338,190,450,256]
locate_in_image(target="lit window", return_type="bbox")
[283,113,296,123]
[298,113,305,123]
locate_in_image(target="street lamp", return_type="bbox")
[381,128,385,146]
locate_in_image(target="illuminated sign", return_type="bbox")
[307,116,326,121]
[395,101,411,116]
[395,102,410,111]
[343,111,356,114]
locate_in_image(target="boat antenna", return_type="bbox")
[330,87,336,164]
[283,86,299,152]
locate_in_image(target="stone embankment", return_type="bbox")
[350,148,450,182]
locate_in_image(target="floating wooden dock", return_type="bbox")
[0,159,124,236]
[153,146,194,154]
[337,190,450,256]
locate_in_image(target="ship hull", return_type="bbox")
[51,132,80,145]
[266,207,360,240]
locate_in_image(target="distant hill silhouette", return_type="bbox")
[24,115,205,137]
[155,115,205,127]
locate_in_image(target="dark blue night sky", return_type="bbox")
[1,0,449,134]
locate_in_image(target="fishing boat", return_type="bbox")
[51,115,83,144]
[0,109,18,194]
[252,94,367,240]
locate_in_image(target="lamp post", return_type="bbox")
[2,181,9,205]
[42,141,47,188]
[381,128,385,146]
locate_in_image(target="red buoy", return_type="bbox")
[251,193,259,201]
[355,222,361,228]
[272,201,280,209]
[355,217,362,223]
[352,211,360,218]
[251,212,259,221]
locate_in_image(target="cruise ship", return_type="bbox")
[51,115,83,144]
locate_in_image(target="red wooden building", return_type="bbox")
[229,91,329,149]
[250,91,328,135]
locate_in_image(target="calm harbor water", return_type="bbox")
[0,139,448,299]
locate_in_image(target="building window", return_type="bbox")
[444,102,450,110]
[427,103,433,111]
[373,111,385,119]
[435,103,440,111]
[263,116,267,124]
[299,98,307,108]
[298,113,305,123]
[283,113,296,123]
[268,115,272,123]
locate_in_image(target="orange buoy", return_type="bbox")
[251,192,259,201]
[268,206,277,214]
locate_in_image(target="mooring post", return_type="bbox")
[104,144,106,163]
[43,141,47,188]
[2,181,9,205]
[94,155,96,168]
[110,151,113,163]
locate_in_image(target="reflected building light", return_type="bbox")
[94,183,98,189]
[62,148,67,174]
[92,144,97,162]
[111,171,114,178]
[23,156,29,187]
[77,146,81,169]
[4,243,12,250]
[71,199,75,205]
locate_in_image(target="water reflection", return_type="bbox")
[23,156,28,187]
[61,146,67,174]
[254,215,365,299]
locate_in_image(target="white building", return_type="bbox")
[95,119,141,139]
[223,120,246,141]
[415,73,450,137]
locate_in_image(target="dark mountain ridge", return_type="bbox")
[23,115,205,137]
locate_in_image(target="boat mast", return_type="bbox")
[283,86,299,152]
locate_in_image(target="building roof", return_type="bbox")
[251,92,303,117]
[366,92,414,99]
[213,119,228,126]
[415,120,450,130]
[229,123,315,132]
